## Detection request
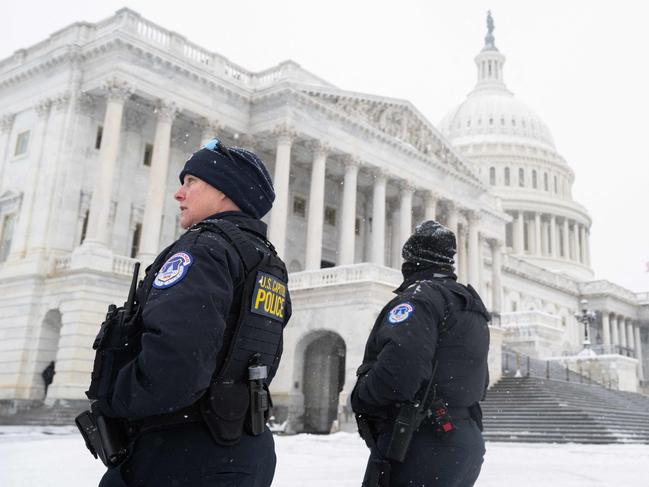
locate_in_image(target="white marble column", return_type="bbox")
[458,225,468,283]
[138,100,178,263]
[390,207,401,268]
[634,325,644,380]
[399,182,414,252]
[562,218,570,260]
[268,124,296,259]
[626,319,635,353]
[85,81,133,247]
[490,239,503,312]
[585,228,592,266]
[579,225,587,264]
[0,114,15,182]
[8,99,51,260]
[513,211,525,254]
[305,142,329,270]
[446,201,459,272]
[541,220,549,256]
[424,191,437,222]
[571,223,580,262]
[534,212,542,256]
[550,214,558,258]
[338,156,360,265]
[467,212,480,286]
[611,314,620,350]
[371,169,387,266]
[601,311,611,347]
[618,315,627,349]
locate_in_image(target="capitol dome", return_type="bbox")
[437,13,593,281]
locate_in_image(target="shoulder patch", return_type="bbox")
[387,302,414,325]
[251,271,287,322]
[153,251,193,289]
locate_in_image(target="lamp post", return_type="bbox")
[574,299,596,350]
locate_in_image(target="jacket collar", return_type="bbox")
[202,211,267,237]
[395,268,457,293]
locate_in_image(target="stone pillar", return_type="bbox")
[618,315,627,349]
[626,319,635,354]
[541,220,549,256]
[8,99,51,260]
[304,142,329,270]
[267,124,296,259]
[446,201,458,237]
[457,225,468,283]
[390,207,401,268]
[562,218,570,260]
[534,212,542,256]
[467,212,480,287]
[338,156,360,265]
[571,223,580,262]
[635,324,645,380]
[611,314,619,350]
[399,182,414,253]
[138,100,179,263]
[370,169,387,266]
[424,191,437,222]
[84,80,132,247]
[579,225,587,264]
[550,214,558,258]
[513,211,525,254]
[601,311,611,347]
[489,239,503,313]
[585,228,592,266]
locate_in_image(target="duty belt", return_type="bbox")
[127,402,203,438]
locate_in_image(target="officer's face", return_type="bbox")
[175,175,228,228]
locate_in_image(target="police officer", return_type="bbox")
[97,139,290,487]
[351,220,490,487]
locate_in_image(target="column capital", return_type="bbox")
[306,140,331,158]
[0,114,15,133]
[52,91,71,111]
[237,133,258,151]
[424,190,439,203]
[342,154,361,169]
[487,238,504,250]
[103,78,134,102]
[398,179,416,193]
[272,122,297,143]
[154,100,179,123]
[35,99,52,118]
[371,166,389,183]
[464,209,481,224]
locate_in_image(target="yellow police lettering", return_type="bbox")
[255,289,266,309]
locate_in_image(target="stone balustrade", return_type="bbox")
[289,263,401,291]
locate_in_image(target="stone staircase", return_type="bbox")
[482,376,649,444]
[0,399,88,426]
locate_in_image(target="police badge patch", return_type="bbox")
[153,252,193,289]
[387,302,414,325]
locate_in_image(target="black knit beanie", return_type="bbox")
[179,142,275,218]
[402,220,456,275]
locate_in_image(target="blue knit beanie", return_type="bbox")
[179,140,275,218]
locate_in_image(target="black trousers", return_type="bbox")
[99,424,276,487]
[363,418,485,487]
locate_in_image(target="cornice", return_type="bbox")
[502,254,579,295]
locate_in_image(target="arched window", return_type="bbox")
[504,167,511,186]
[518,168,525,187]
[532,170,538,189]
[489,167,496,185]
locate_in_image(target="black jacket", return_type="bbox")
[352,269,490,417]
[98,211,288,420]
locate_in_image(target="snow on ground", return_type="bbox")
[0,427,647,486]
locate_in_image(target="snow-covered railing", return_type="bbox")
[112,255,138,276]
[497,310,563,330]
[289,263,401,291]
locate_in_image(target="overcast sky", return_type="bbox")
[3,0,648,292]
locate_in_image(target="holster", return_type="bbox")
[75,403,128,467]
[200,382,250,446]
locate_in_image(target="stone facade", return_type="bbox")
[0,9,647,429]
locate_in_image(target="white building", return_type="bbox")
[0,9,646,432]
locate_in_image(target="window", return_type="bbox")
[95,125,103,150]
[0,214,16,262]
[324,206,336,226]
[532,170,538,189]
[320,260,335,269]
[355,218,361,236]
[544,173,549,191]
[143,143,154,166]
[518,168,525,187]
[489,167,496,185]
[293,196,306,217]
[504,167,510,186]
[14,131,30,156]
[79,210,89,244]
[130,223,142,258]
